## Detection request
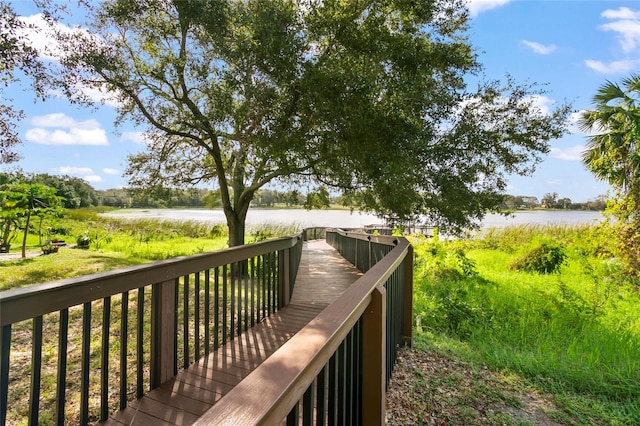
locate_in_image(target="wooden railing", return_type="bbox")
[0,229,320,425]
[197,229,413,425]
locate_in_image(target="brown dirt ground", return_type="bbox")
[386,347,563,426]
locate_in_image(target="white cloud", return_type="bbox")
[26,128,109,146]
[17,15,120,108]
[17,14,95,61]
[567,110,603,136]
[103,168,120,175]
[53,166,103,183]
[120,131,150,145]
[587,7,640,74]
[58,166,94,175]
[567,111,585,134]
[521,40,557,55]
[31,113,101,130]
[602,7,640,21]
[599,19,640,53]
[26,113,109,146]
[584,58,637,74]
[466,0,511,17]
[550,145,585,161]
[50,85,121,108]
[528,95,555,116]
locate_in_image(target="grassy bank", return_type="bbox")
[410,223,640,424]
[3,214,638,424]
[0,208,300,291]
[0,210,302,424]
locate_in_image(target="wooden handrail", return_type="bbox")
[0,235,300,326]
[0,232,308,425]
[194,236,411,425]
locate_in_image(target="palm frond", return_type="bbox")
[622,74,640,97]
[593,81,628,108]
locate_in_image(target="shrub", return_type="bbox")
[509,242,567,274]
[210,223,227,238]
[76,233,91,248]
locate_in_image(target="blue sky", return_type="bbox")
[3,0,638,202]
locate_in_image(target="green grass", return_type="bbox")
[0,212,301,291]
[410,223,640,425]
[1,212,293,424]
[0,249,148,290]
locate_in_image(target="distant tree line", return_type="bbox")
[501,192,606,211]
[1,172,606,212]
[0,173,338,209]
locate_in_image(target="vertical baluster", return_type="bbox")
[204,269,210,355]
[267,253,272,315]
[257,256,263,321]
[337,341,346,426]
[56,309,68,423]
[0,324,10,426]
[355,319,363,425]
[250,257,256,327]
[316,365,327,425]
[120,292,129,410]
[29,315,43,425]
[328,352,337,425]
[386,275,392,384]
[302,381,315,426]
[345,329,353,423]
[272,252,278,312]
[237,263,242,336]
[222,265,228,345]
[101,297,111,421]
[183,275,190,369]
[137,288,144,398]
[81,302,92,424]
[151,283,160,389]
[286,401,299,426]
[243,263,249,332]
[214,267,220,350]
[173,279,179,376]
[230,262,236,339]
[195,272,200,361]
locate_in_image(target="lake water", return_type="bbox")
[103,208,604,230]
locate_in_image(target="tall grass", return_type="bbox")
[411,223,640,424]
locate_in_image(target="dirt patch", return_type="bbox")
[0,250,42,261]
[386,347,563,425]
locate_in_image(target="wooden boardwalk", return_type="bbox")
[104,240,362,425]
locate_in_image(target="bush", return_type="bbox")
[509,242,567,273]
[210,223,227,238]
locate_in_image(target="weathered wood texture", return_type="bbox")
[103,240,361,425]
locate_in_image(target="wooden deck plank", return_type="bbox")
[160,379,224,405]
[103,240,361,425]
[144,387,213,416]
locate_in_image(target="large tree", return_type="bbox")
[580,75,640,274]
[0,1,47,164]
[49,0,568,245]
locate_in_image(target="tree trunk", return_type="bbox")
[22,208,31,259]
[227,214,246,247]
[225,200,250,248]
[225,207,250,277]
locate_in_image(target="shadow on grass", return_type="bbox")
[0,251,148,291]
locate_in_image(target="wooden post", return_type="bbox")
[368,236,372,271]
[362,284,386,425]
[402,244,414,347]
[278,249,291,309]
[151,279,176,387]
